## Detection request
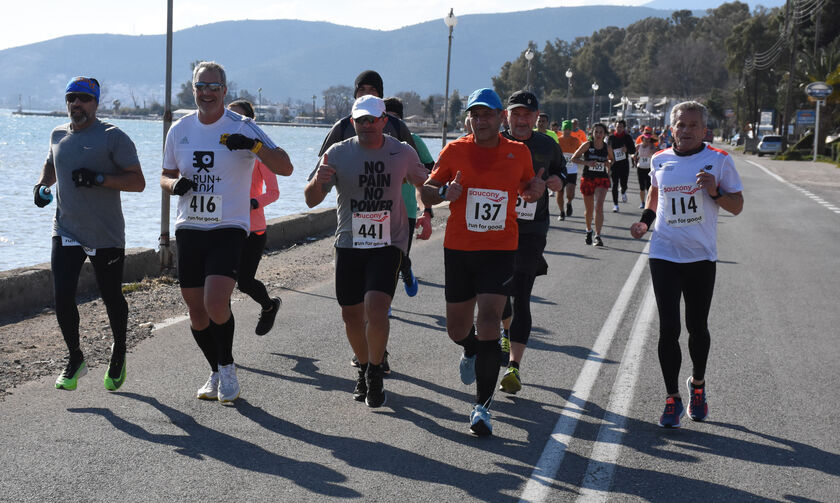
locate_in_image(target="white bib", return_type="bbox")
[61,236,95,256]
[466,188,508,232]
[614,149,626,161]
[185,193,223,223]
[515,195,536,221]
[639,156,651,169]
[590,162,607,173]
[662,184,704,227]
[351,211,391,248]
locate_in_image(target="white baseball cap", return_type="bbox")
[351,95,386,119]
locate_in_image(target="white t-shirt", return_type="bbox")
[650,144,743,263]
[163,110,277,232]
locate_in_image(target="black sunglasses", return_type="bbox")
[194,82,224,92]
[66,93,95,103]
[354,116,381,125]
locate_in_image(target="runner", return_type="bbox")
[161,61,294,404]
[608,119,636,213]
[570,118,588,144]
[556,120,583,221]
[630,101,743,428]
[571,123,614,247]
[304,95,428,408]
[499,91,565,394]
[535,112,559,142]
[633,126,658,209]
[421,88,545,436]
[34,76,145,392]
[227,99,283,335]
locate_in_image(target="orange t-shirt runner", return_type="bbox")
[430,134,535,251]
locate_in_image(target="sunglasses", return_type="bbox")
[194,82,224,92]
[354,115,381,125]
[66,93,95,103]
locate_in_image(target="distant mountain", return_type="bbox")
[642,0,783,9]
[3,5,707,110]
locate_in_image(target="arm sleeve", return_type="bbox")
[429,147,453,184]
[243,120,278,150]
[254,161,280,207]
[411,133,435,169]
[317,119,349,157]
[551,143,567,179]
[162,126,179,173]
[719,155,743,193]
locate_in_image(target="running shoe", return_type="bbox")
[499,366,522,394]
[658,396,685,428]
[585,230,593,245]
[566,203,573,216]
[558,211,565,221]
[469,404,493,436]
[403,269,419,297]
[196,371,219,400]
[459,352,476,385]
[499,331,511,367]
[55,359,87,391]
[353,367,367,402]
[103,345,126,391]
[612,204,620,213]
[350,354,360,368]
[639,203,645,209]
[366,364,387,408]
[381,351,391,375]
[686,377,709,421]
[255,297,282,335]
[622,193,628,203]
[217,363,240,404]
[594,235,604,247]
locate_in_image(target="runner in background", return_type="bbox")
[535,113,559,143]
[571,123,614,247]
[608,119,636,213]
[556,120,583,221]
[633,126,658,209]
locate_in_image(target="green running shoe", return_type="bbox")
[499,366,522,394]
[55,360,87,390]
[499,330,511,367]
[104,349,126,391]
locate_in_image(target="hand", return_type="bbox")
[315,154,336,184]
[415,213,432,240]
[220,133,261,152]
[521,168,546,202]
[34,184,52,208]
[630,222,648,239]
[696,170,718,196]
[251,198,259,210]
[172,177,198,196]
[546,174,563,192]
[71,168,99,188]
[445,171,463,201]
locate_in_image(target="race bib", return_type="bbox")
[186,193,222,223]
[466,188,508,232]
[61,236,95,256]
[662,184,704,227]
[638,156,651,169]
[590,162,607,173]
[352,211,391,248]
[515,195,536,221]
[614,150,626,161]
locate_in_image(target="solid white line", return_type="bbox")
[746,159,839,216]
[152,314,190,331]
[576,285,657,502]
[518,242,650,503]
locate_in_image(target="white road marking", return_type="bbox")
[746,159,840,215]
[576,285,657,502]
[519,242,650,503]
[152,314,190,331]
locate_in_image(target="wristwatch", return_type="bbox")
[710,188,724,200]
[438,184,448,199]
[95,173,105,185]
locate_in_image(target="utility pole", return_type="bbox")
[780,0,798,149]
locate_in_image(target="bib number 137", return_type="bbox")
[466,188,507,232]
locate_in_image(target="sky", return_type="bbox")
[0,0,653,51]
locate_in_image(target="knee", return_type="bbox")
[341,306,365,326]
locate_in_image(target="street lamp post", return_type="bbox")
[525,48,535,91]
[312,94,316,120]
[590,82,599,127]
[608,92,614,123]
[442,8,457,149]
[258,87,262,121]
[565,68,573,120]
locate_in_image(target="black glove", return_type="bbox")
[250,198,259,209]
[220,133,261,152]
[172,177,198,196]
[71,168,101,187]
[34,184,52,208]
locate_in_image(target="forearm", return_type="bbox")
[258,146,293,176]
[37,162,56,187]
[101,166,146,192]
[304,179,328,208]
[716,191,743,215]
[421,181,444,207]
[160,170,179,194]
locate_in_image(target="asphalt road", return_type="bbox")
[1,151,838,502]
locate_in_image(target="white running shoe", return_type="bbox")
[218,363,240,404]
[196,371,219,400]
[612,204,619,213]
[621,193,627,203]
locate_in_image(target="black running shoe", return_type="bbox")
[566,203,573,217]
[255,297,282,335]
[585,230,593,245]
[381,351,390,375]
[353,367,367,402]
[594,235,604,247]
[366,364,386,408]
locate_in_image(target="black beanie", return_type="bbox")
[354,70,383,98]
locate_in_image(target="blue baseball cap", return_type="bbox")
[66,76,101,103]
[466,88,503,111]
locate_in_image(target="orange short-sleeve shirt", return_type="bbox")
[430,134,535,251]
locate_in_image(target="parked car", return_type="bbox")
[757,135,783,157]
[729,133,741,146]
[704,129,714,144]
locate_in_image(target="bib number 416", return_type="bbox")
[190,195,216,213]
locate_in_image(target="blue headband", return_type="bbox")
[66,76,100,103]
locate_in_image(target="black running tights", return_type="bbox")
[649,258,715,395]
[399,218,416,278]
[611,163,629,204]
[501,272,538,348]
[51,236,127,357]
[238,232,273,310]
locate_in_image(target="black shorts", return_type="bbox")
[335,246,402,306]
[175,227,247,288]
[515,233,548,277]
[444,248,515,303]
[637,168,651,191]
[563,173,578,187]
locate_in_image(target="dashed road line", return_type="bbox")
[746,159,840,214]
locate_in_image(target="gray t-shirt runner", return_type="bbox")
[312,135,426,253]
[47,119,140,249]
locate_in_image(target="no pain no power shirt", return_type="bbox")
[315,136,426,253]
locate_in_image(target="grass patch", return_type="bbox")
[121,275,178,295]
